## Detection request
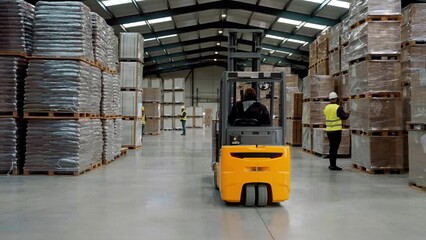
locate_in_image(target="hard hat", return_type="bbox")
[181,106,185,109]
[142,107,144,111]
[329,92,338,99]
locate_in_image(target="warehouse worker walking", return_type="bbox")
[180,106,187,136]
[323,92,349,171]
[141,106,146,139]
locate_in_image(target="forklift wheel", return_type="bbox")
[244,184,256,207]
[256,184,268,207]
[213,169,219,190]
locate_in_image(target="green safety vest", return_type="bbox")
[323,104,342,131]
[141,113,146,124]
[180,110,187,121]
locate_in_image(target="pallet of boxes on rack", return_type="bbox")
[193,106,204,128]
[119,32,144,150]
[162,78,174,130]
[143,87,161,135]
[285,74,303,147]
[172,78,186,130]
[348,0,408,174]
[22,1,106,176]
[0,0,35,175]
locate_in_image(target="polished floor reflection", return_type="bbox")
[0,128,425,240]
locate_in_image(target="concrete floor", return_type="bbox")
[1,128,426,240]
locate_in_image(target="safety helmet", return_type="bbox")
[329,92,338,99]
[181,106,185,109]
[142,106,145,111]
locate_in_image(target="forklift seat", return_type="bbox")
[232,118,261,126]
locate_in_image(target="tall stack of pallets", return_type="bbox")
[162,78,186,130]
[402,3,426,189]
[285,75,303,147]
[309,31,330,76]
[120,33,144,149]
[142,88,161,135]
[348,0,407,173]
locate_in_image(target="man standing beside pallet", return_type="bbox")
[323,92,350,171]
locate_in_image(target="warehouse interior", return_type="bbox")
[1,0,426,239]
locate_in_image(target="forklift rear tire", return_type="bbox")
[256,184,268,207]
[244,184,256,207]
[213,169,219,190]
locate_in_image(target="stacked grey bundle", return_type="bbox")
[24,60,92,113]
[101,72,114,115]
[114,118,123,156]
[107,27,118,71]
[0,119,25,173]
[91,12,109,67]
[0,57,28,113]
[33,1,93,60]
[112,74,121,115]
[90,66,102,115]
[91,119,103,163]
[0,0,35,54]
[102,119,115,162]
[25,119,95,172]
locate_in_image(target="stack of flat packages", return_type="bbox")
[349,0,406,171]
[0,57,27,115]
[113,118,122,155]
[309,40,317,75]
[91,12,108,68]
[107,27,118,72]
[313,128,350,156]
[302,127,312,151]
[316,30,330,75]
[0,0,35,54]
[193,106,204,128]
[303,75,334,100]
[112,74,121,116]
[144,102,161,134]
[119,32,144,148]
[328,23,341,76]
[24,119,103,174]
[101,72,115,116]
[408,130,426,188]
[0,119,26,174]
[285,92,303,146]
[102,119,115,163]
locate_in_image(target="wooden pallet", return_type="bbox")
[328,47,340,54]
[0,111,20,118]
[24,111,92,119]
[349,54,400,65]
[286,117,302,120]
[0,51,28,58]
[401,40,426,48]
[29,55,97,67]
[123,145,142,150]
[406,122,426,131]
[122,116,142,120]
[341,42,349,48]
[286,142,302,147]
[351,130,406,136]
[23,161,102,176]
[145,132,160,135]
[303,98,330,102]
[352,164,408,174]
[118,58,143,64]
[0,168,20,175]
[350,15,402,30]
[100,115,122,119]
[409,182,426,192]
[332,70,348,77]
[312,151,351,158]
[302,148,313,153]
[142,100,161,103]
[303,124,326,128]
[350,92,401,99]
[120,88,142,92]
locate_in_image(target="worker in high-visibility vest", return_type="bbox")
[141,106,146,139]
[323,92,350,171]
[180,106,187,136]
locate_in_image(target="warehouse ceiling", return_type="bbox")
[30,0,353,75]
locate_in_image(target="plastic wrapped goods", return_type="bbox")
[350,98,403,131]
[410,70,426,124]
[349,60,401,96]
[122,119,142,146]
[309,41,317,66]
[286,119,302,145]
[317,30,329,61]
[408,130,426,186]
[341,17,350,45]
[303,75,334,99]
[335,73,349,99]
[411,102,426,124]
[312,128,350,155]
[25,119,102,172]
[102,119,115,162]
[302,127,312,150]
[143,103,161,118]
[120,61,143,89]
[91,12,109,67]
[351,0,401,24]
[143,88,161,102]
[302,101,329,125]
[101,72,114,116]
[340,45,350,72]
[0,118,26,173]
[0,0,35,54]
[401,46,426,84]
[145,118,161,134]
[113,118,122,156]
[316,60,329,75]
[286,92,303,119]
[349,22,401,61]
[402,3,426,26]
[351,133,407,170]
[121,91,142,117]
[329,23,341,51]
[33,1,93,60]
[119,32,144,62]
[24,59,93,113]
[112,74,121,116]
[329,50,340,75]
[90,66,102,115]
[107,27,118,71]
[0,57,28,113]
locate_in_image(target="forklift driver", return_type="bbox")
[228,88,271,126]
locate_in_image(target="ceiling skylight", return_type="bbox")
[103,0,142,7]
[278,18,302,26]
[304,22,329,30]
[265,34,286,41]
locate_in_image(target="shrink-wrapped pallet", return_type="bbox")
[273,67,291,75]
[112,74,121,115]
[151,78,161,88]
[302,127,312,151]
[162,105,173,117]
[107,27,118,71]
[113,118,122,156]
[24,60,94,113]
[25,119,102,172]
[121,91,142,117]
[90,66,102,115]
[33,1,93,59]
[144,102,161,118]
[401,46,426,84]
[341,17,350,45]
[316,60,329,75]
[286,92,303,119]
[351,0,401,24]
[91,12,108,68]
[410,102,426,124]
[308,67,316,76]
[102,119,115,162]
[174,78,185,90]
[312,128,350,155]
[303,75,334,99]
[335,73,349,99]
[286,74,299,89]
[349,60,401,96]
[174,118,182,130]
[120,61,143,89]
[0,57,27,113]
[145,118,161,134]
[163,78,173,90]
[163,91,173,103]
[194,107,203,116]
[329,50,340,75]
[349,22,401,61]
[329,23,341,51]
[0,0,35,54]
[410,71,426,118]
[119,33,143,62]
[122,119,142,147]
[408,130,426,186]
[286,119,302,146]
[340,45,350,72]
[309,41,317,66]
[317,30,329,61]
[352,133,407,170]
[402,4,426,42]
[162,118,173,130]
[101,72,114,116]
[350,98,403,131]
[174,91,185,103]
[302,101,329,125]
[142,88,161,102]
[0,118,26,173]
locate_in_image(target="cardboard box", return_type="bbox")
[286,119,302,145]
[312,128,350,155]
[408,130,426,186]
[119,33,144,62]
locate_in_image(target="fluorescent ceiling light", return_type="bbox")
[304,22,328,30]
[328,0,350,9]
[215,51,218,54]
[158,34,177,39]
[286,38,308,44]
[214,59,217,61]
[221,14,226,18]
[262,47,275,54]
[276,50,292,55]
[144,37,156,41]
[103,0,133,7]
[148,17,172,24]
[278,18,302,26]
[265,34,286,41]
[216,42,221,46]
[303,0,324,3]
[122,21,146,28]
[218,30,223,34]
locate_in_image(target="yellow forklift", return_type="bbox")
[212,30,291,207]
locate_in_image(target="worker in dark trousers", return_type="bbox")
[180,106,187,136]
[141,106,146,140]
[228,88,271,126]
[323,92,349,171]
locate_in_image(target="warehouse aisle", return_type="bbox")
[1,128,426,240]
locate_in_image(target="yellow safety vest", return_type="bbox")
[141,113,146,124]
[323,104,342,131]
[180,110,187,121]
